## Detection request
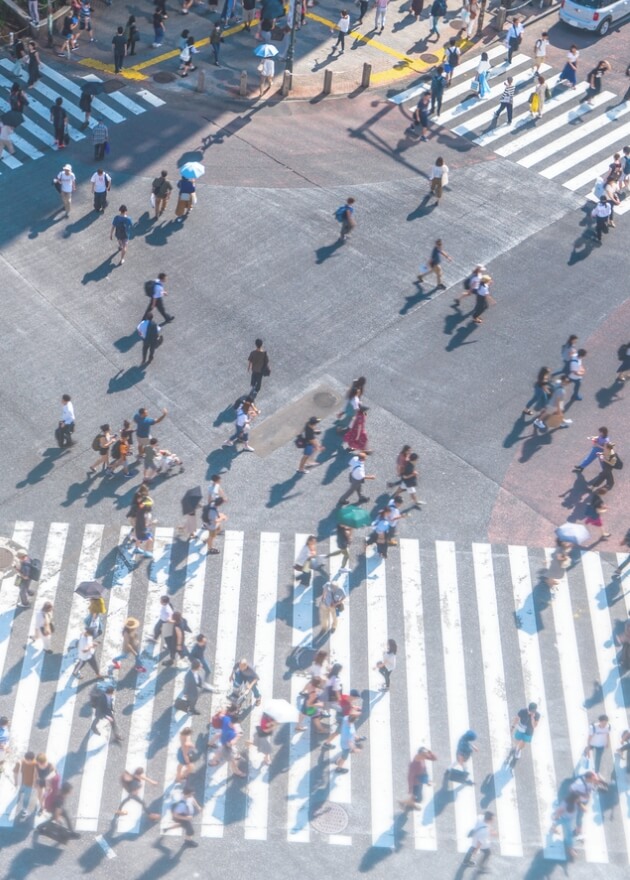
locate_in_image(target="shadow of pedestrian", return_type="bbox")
[502,414,533,449]
[513,575,550,635]
[357,812,409,870]
[60,476,91,507]
[81,253,116,284]
[594,379,624,408]
[144,218,181,247]
[15,447,67,489]
[583,679,604,709]
[517,428,552,463]
[315,238,345,264]
[134,211,154,238]
[523,848,568,879]
[106,366,146,394]
[205,447,235,478]
[443,305,468,336]
[445,322,478,352]
[406,193,436,221]
[399,282,435,316]
[62,210,102,238]
[113,331,140,353]
[558,474,588,511]
[266,471,303,508]
[213,401,238,427]
[28,211,64,239]
[568,231,597,265]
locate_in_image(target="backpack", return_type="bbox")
[89,685,102,708]
[111,439,122,461]
[463,274,472,290]
[201,503,212,527]
[617,343,630,361]
[295,434,306,449]
[144,280,156,298]
[28,558,42,581]
[447,46,459,67]
[91,433,103,452]
[335,205,347,223]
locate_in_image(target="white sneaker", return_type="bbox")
[243,444,255,452]
[534,419,546,430]
[562,419,573,426]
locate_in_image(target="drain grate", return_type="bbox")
[313,391,337,409]
[311,803,349,835]
[153,71,177,83]
[420,53,440,64]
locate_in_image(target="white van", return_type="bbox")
[559,0,630,34]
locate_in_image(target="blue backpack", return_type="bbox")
[335,205,347,222]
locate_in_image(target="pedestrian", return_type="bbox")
[175,174,196,220]
[90,167,111,213]
[79,1,95,42]
[568,347,587,400]
[28,0,40,24]
[559,45,579,89]
[533,31,549,74]
[603,174,620,227]
[34,754,56,810]
[343,405,369,452]
[616,729,630,773]
[58,12,79,56]
[410,0,424,20]
[79,89,92,130]
[247,338,270,395]
[176,729,197,782]
[134,406,168,458]
[55,162,75,218]
[296,678,328,732]
[471,273,496,324]
[376,638,397,689]
[337,451,375,506]
[331,10,350,53]
[590,444,618,493]
[534,375,572,431]
[132,497,155,560]
[152,9,166,47]
[427,0,445,39]
[452,264,484,308]
[222,398,256,452]
[29,601,54,654]
[505,16,523,64]
[109,204,132,265]
[444,37,460,86]
[522,367,552,418]
[13,751,37,820]
[585,715,611,773]
[294,535,322,584]
[583,488,611,540]
[112,25,127,73]
[115,768,160,820]
[506,702,540,769]
[418,238,452,289]
[451,729,478,783]
[13,550,35,608]
[107,423,134,477]
[0,122,16,159]
[164,610,189,666]
[210,24,223,66]
[374,0,388,32]
[111,617,146,672]
[400,746,438,810]
[368,509,392,560]
[55,393,75,449]
[50,98,68,150]
[356,0,370,25]
[72,626,105,680]
[138,311,162,367]
[397,451,423,508]
[189,634,212,680]
[202,498,227,554]
[493,77,515,125]
[43,781,77,836]
[259,56,275,98]
[335,197,356,242]
[585,60,611,106]
[169,788,202,845]
[318,578,346,635]
[124,15,138,54]
[531,74,546,119]
[148,272,174,323]
[464,811,495,870]
[149,594,173,644]
[429,156,449,203]
[620,146,630,190]
[545,543,570,590]
[570,770,608,840]
[151,170,173,219]
[430,65,446,116]
[208,712,245,777]
[560,334,578,375]
[182,660,205,714]
[327,522,353,571]
[91,684,123,742]
[10,82,29,115]
[230,657,262,706]
[25,41,40,88]
[550,791,580,859]
[297,416,323,473]
[615,340,630,383]
[179,35,199,76]
[92,117,109,161]
[334,711,362,773]
[243,0,256,30]
[335,377,366,433]
[88,424,114,473]
[573,427,611,474]
[410,91,431,141]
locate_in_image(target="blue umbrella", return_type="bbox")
[179,161,205,179]
[254,44,279,58]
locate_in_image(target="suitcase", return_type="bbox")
[36,820,76,844]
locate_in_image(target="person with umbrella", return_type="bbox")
[175,168,199,221]
[0,121,16,159]
[256,44,277,98]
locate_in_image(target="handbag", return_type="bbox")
[53,178,62,192]
[470,78,479,93]
[104,141,110,155]
[63,127,70,146]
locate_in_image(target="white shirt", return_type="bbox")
[430,163,448,180]
[152,280,165,300]
[58,171,75,193]
[91,171,109,193]
[207,481,225,502]
[589,722,611,748]
[471,815,492,848]
[381,650,397,671]
[338,15,350,32]
[159,603,173,623]
[62,401,75,425]
[534,37,548,57]
[349,455,365,481]
[569,356,583,380]
[262,58,274,77]
[591,201,612,219]
[477,58,490,74]
[78,633,95,661]
[506,22,523,43]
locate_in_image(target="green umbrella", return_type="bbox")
[336,505,372,528]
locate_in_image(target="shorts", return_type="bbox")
[304,443,314,456]
[80,19,92,30]
[136,530,153,543]
[340,747,351,761]
[116,236,129,249]
[514,730,532,744]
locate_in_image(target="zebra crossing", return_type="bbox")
[0,518,629,862]
[0,59,165,172]
[397,44,630,215]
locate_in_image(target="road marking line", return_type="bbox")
[78,58,148,81]
[542,117,630,180]
[39,62,125,123]
[388,44,506,104]
[0,65,85,141]
[136,88,166,107]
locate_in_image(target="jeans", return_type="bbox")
[429,14,440,35]
[18,784,33,812]
[94,191,107,211]
[579,446,600,469]
[570,377,582,398]
[375,8,386,28]
[495,100,513,124]
[212,43,220,64]
[28,0,39,23]
[114,51,124,73]
[591,746,604,773]
[430,90,443,115]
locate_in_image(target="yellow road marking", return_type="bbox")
[78,57,148,80]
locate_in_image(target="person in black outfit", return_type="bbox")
[590,443,617,492]
[112,26,127,74]
[125,15,138,55]
[141,311,162,367]
[91,685,123,742]
[10,83,29,113]
[50,97,67,150]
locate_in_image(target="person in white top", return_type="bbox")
[59,393,75,447]
[464,811,495,870]
[533,31,549,73]
[90,167,111,213]
[429,155,449,202]
[475,51,491,98]
[505,16,523,65]
[585,714,611,773]
[376,638,397,689]
[56,163,76,217]
[30,601,54,653]
[72,627,104,679]
[0,123,15,158]
[331,10,350,53]
[337,451,375,506]
[259,57,275,98]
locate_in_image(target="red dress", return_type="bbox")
[343,411,368,451]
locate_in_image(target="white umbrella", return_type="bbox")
[555,523,590,545]
[179,161,205,180]
[263,698,300,724]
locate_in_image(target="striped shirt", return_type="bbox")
[500,82,515,104]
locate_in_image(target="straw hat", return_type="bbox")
[124,617,140,629]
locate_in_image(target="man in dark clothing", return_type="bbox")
[430,65,446,117]
[112,26,127,74]
[189,635,212,680]
[247,338,269,395]
[50,97,67,150]
[140,311,162,367]
[91,685,123,742]
[183,660,204,714]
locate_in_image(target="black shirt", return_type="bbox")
[112,34,126,53]
[517,708,540,736]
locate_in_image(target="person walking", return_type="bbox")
[331,10,350,54]
[134,406,167,457]
[58,12,79,57]
[505,16,523,65]
[400,746,438,810]
[222,398,256,452]
[590,444,618,493]
[533,31,549,74]
[343,406,369,453]
[112,26,127,73]
[451,729,478,784]
[259,56,275,98]
[583,488,610,539]
[88,424,115,473]
[560,335,578,375]
[111,617,146,673]
[13,751,38,821]
[531,74,547,119]
[92,118,109,161]
[335,197,356,241]
[585,60,610,106]
[10,83,29,114]
[175,175,196,220]
[79,89,93,130]
[427,0,446,40]
[337,451,375,506]
[182,659,205,714]
[522,367,552,419]
[318,578,346,636]
[471,274,496,325]
[444,37,460,86]
[573,428,611,474]
[397,451,423,508]
[175,729,196,781]
[0,122,16,159]
[110,204,132,265]
[26,41,41,89]
[50,98,68,150]
[152,9,166,47]
[55,163,75,217]
[14,550,35,608]
[410,91,431,141]
[139,312,162,367]
[297,416,323,473]
[148,273,174,323]
[58,393,75,447]
[430,65,446,116]
[72,626,105,680]
[374,0,388,32]
[493,77,515,125]
[169,788,202,846]
[294,535,322,585]
[151,170,173,219]
[464,811,495,871]
[387,444,412,489]
[247,339,270,395]
[585,715,611,773]
[591,195,612,242]
[568,348,587,400]
[230,658,262,706]
[534,375,573,431]
[90,168,111,213]
[124,15,138,54]
[189,634,212,680]
[506,702,540,769]
[418,238,452,289]
[334,710,362,773]
[452,264,484,309]
[115,768,160,820]
[429,157,449,203]
[559,45,579,89]
[202,498,227,554]
[91,685,123,742]
[210,24,223,65]
[29,602,54,654]
[376,638,397,689]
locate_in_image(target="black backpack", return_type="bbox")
[91,433,103,452]
[617,342,630,361]
[29,558,42,581]
[447,46,459,67]
[463,274,473,290]
[144,280,156,298]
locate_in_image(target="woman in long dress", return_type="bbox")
[559,46,579,89]
[476,51,490,99]
[26,40,40,89]
[343,406,369,452]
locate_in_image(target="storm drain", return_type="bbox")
[310,803,349,835]
[153,72,177,83]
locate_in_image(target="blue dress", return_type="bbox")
[560,52,578,86]
[477,69,490,98]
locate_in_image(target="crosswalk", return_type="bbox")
[396,44,630,215]
[0,518,629,862]
[0,60,165,172]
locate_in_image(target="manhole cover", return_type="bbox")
[450,17,465,28]
[153,72,177,83]
[313,391,336,408]
[311,802,348,835]
[420,53,440,64]
[0,547,15,570]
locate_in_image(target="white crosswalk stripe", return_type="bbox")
[0,519,629,865]
[0,59,164,171]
